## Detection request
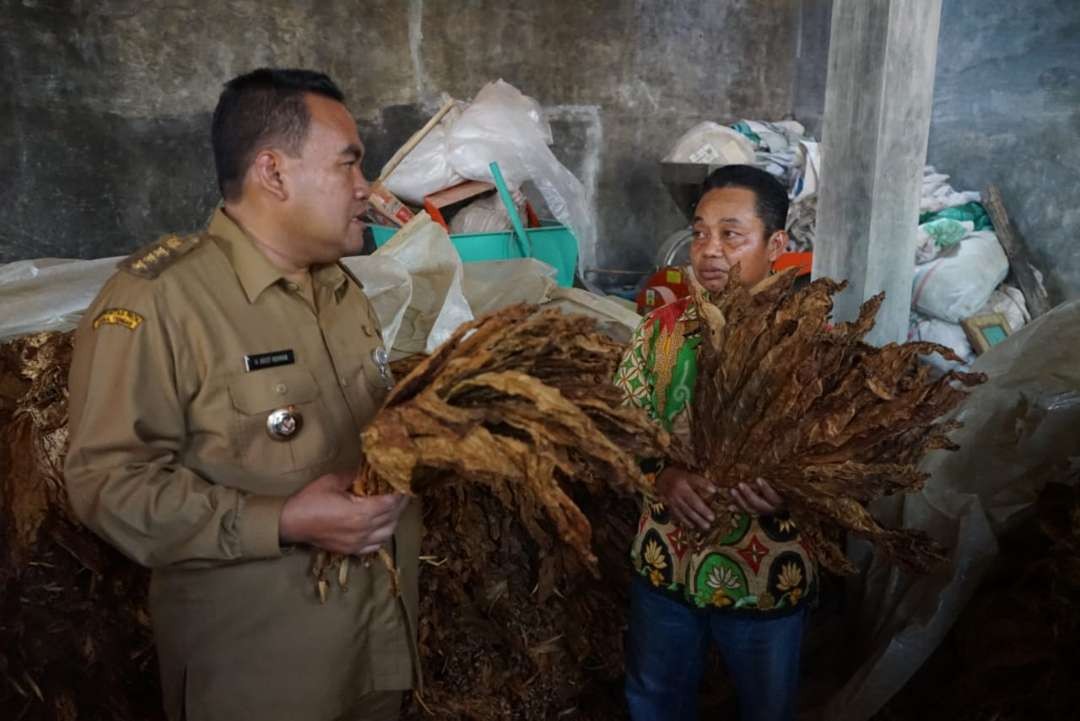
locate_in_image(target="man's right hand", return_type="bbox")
[278,470,409,555]
[655,465,716,531]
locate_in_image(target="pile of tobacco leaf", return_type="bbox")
[688,270,986,574]
[347,305,674,718]
[0,331,159,721]
[1,309,672,721]
[0,285,993,720]
[876,480,1080,721]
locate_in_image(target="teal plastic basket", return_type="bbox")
[370,162,579,288]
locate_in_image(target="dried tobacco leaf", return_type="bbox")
[0,311,681,721]
[348,306,670,578]
[689,270,985,574]
[0,331,160,721]
[316,305,675,718]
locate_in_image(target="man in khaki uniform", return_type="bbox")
[64,69,419,721]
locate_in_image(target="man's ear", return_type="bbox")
[251,149,288,202]
[766,230,788,262]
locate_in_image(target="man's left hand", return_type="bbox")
[730,478,785,515]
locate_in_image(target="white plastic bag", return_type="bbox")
[382,103,466,205]
[371,212,474,355]
[908,311,974,373]
[445,80,595,273]
[911,231,1009,323]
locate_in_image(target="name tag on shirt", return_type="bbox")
[244,349,295,372]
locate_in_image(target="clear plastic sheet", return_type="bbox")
[446,80,596,272]
[827,299,1080,721]
[382,103,465,205]
[0,257,122,341]
[1,220,632,355]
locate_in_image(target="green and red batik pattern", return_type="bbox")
[616,298,817,614]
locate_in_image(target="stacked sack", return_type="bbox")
[907,167,1031,373]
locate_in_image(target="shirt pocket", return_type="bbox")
[226,365,339,473]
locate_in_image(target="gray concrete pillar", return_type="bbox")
[811,0,943,345]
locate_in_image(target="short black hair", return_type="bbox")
[698,164,789,236]
[211,68,346,201]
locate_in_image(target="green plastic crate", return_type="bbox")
[369,221,578,288]
[370,161,579,288]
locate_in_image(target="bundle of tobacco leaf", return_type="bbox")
[353,304,671,571]
[341,305,674,718]
[0,331,159,721]
[689,270,985,574]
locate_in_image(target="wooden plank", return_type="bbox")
[983,184,1052,318]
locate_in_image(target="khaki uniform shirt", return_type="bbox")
[65,209,420,721]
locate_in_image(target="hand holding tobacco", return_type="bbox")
[729,478,785,516]
[279,470,408,555]
[681,268,985,574]
[655,465,716,530]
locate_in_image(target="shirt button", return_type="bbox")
[275,383,288,395]
[286,282,299,292]
[341,377,349,387]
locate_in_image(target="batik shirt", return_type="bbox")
[615,296,817,615]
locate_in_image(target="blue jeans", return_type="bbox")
[625,577,806,721]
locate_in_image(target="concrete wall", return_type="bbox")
[793,0,1080,303]
[792,0,832,139]
[928,0,1080,302]
[0,0,799,279]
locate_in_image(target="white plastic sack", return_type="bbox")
[908,312,974,373]
[911,231,1009,323]
[371,212,474,356]
[915,219,973,265]
[446,80,596,268]
[664,121,756,165]
[461,258,641,343]
[382,103,466,205]
[0,257,121,341]
[827,299,1080,721]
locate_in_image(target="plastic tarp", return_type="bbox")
[446,80,596,272]
[383,80,597,279]
[1,215,636,354]
[0,257,122,341]
[462,258,641,343]
[826,299,1080,721]
[362,212,474,356]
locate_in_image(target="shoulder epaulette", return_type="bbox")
[119,233,206,279]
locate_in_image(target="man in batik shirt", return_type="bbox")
[616,165,816,721]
